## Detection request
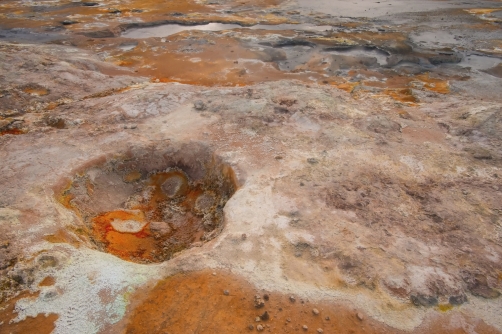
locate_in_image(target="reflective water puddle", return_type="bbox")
[122,22,334,38]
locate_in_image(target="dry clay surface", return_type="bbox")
[0,41,501,333]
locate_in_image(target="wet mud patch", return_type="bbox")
[59,142,237,263]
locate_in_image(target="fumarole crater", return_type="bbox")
[59,142,237,264]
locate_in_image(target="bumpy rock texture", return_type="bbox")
[0,0,501,333]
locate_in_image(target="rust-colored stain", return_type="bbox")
[62,164,235,263]
[0,291,58,334]
[91,209,156,262]
[43,228,80,247]
[0,128,25,136]
[384,88,418,103]
[88,171,212,262]
[22,86,49,96]
[124,171,142,183]
[58,181,76,211]
[415,73,450,94]
[38,276,56,287]
[0,0,286,31]
[116,270,501,334]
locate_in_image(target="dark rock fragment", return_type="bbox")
[61,20,78,25]
[410,294,438,307]
[194,100,206,111]
[449,294,467,305]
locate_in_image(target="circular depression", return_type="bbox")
[58,142,237,263]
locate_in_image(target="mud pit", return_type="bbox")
[60,143,237,263]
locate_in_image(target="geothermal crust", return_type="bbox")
[0,0,502,333]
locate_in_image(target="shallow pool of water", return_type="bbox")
[322,46,389,65]
[122,23,333,39]
[460,54,502,70]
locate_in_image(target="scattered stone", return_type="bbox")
[248,324,254,330]
[356,312,364,321]
[241,233,247,240]
[254,295,265,308]
[472,149,492,160]
[449,294,467,305]
[212,272,216,276]
[312,308,319,315]
[108,8,121,14]
[81,2,98,6]
[255,317,261,322]
[263,294,269,301]
[302,325,308,331]
[61,20,78,25]
[325,316,330,321]
[194,100,206,110]
[223,290,229,296]
[260,311,269,321]
[410,294,438,307]
[307,158,319,164]
[429,52,462,65]
[286,318,291,322]
[257,324,264,331]
[289,296,296,302]
[317,329,324,333]
[469,276,501,299]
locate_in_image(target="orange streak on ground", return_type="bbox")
[114,270,501,334]
[38,276,56,287]
[0,128,25,136]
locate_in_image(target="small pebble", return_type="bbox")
[212,272,216,276]
[289,296,296,302]
[317,329,323,333]
[223,290,229,296]
[302,325,308,331]
[260,311,269,321]
[286,318,291,322]
[194,100,206,110]
[312,308,319,315]
[263,294,269,301]
[257,324,264,331]
[248,324,254,330]
[325,316,330,321]
[357,312,364,321]
[241,233,247,240]
[254,295,265,308]
[255,317,261,322]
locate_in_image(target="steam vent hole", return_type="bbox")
[59,143,237,263]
